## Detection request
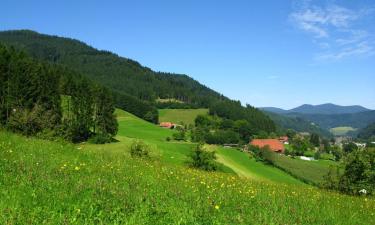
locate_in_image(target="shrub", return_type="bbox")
[7,105,59,136]
[304,150,315,157]
[248,145,275,164]
[189,144,218,171]
[173,130,186,141]
[320,153,335,161]
[88,133,113,144]
[324,148,375,195]
[130,140,150,158]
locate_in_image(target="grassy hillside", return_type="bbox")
[95,109,301,182]
[108,109,193,165]
[1,131,374,224]
[214,146,303,185]
[269,154,337,185]
[158,108,209,125]
[330,126,357,136]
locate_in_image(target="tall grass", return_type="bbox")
[1,131,374,224]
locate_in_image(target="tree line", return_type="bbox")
[0,44,118,143]
[0,30,275,129]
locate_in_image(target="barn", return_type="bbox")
[250,139,285,153]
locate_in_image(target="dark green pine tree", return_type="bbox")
[92,85,118,136]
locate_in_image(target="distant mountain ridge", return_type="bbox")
[261,103,370,115]
[261,104,375,130]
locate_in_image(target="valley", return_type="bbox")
[0,28,374,225]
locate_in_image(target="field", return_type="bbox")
[1,109,374,224]
[158,108,209,125]
[269,154,337,185]
[330,126,357,136]
[110,109,302,182]
[213,146,304,185]
[1,131,375,224]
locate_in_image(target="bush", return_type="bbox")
[304,150,315,157]
[248,145,275,164]
[130,140,150,158]
[189,144,218,171]
[7,105,59,136]
[324,148,375,195]
[173,130,186,141]
[88,133,113,144]
[320,153,335,161]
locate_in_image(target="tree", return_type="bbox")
[173,129,186,141]
[292,138,310,156]
[343,142,358,154]
[286,129,296,139]
[310,133,320,147]
[0,43,118,142]
[338,148,375,195]
[189,144,218,171]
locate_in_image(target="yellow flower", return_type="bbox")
[215,205,220,210]
[75,166,80,171]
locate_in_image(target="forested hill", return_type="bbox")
[0,30,225,105]
[0,30,276,133]
[263,111,332,138]
[261,104,370,115]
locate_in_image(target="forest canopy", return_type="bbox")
[0,30,276,135]
[0,43,118,142]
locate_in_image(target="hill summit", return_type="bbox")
[261,103,370,115]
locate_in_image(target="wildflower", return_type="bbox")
[75,166,80,171]
[215,205,220,210]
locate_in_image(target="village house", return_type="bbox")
[250,139,285,153]
[278,136,289,144]
[159,122,175,129]
[354,142,367,148]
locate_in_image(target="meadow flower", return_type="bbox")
[75,166,80,171]
[215,205,220,210]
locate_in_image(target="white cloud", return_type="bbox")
[290,1,375,61]
[316,42,374,61]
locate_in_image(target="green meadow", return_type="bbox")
[158,108,209,125]
[1,109,374,224]
[330,126,357,136]
[269,154,337,185]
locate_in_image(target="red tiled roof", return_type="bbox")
[278,136,289,142]
[160,122,174,128]
[250,139,285,153]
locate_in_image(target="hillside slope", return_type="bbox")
[0,30,225,106]
[158,108,209,125]
[261,103,370,115]
[1,130,374,224]
[264,111,332,137]
[96,109,299,183]
[290,103,370,115]
[0,30,275,133]
[289,111,375,129]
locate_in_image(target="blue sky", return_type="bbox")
[1,0,374,109]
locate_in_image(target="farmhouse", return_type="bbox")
[250,139,285,153]
[159,122,175,129]
[278,136,289,144]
